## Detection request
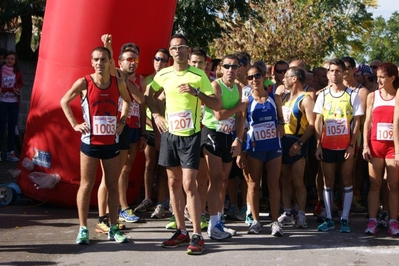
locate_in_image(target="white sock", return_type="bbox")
[341,186,353,220]
[246,202,251,215]
[209,215,218,230]
[323,187,333,219]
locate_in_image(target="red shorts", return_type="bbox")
[370,140,395,159]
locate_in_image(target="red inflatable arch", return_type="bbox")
[18,0,177,207]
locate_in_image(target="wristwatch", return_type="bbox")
[297,140,304,147]
[195,88,201,96]
[120,118,126,124]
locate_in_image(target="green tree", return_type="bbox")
[210,0,376,67]
[362,12,399,63]
[173,0,262,51]
[0,0,45,60]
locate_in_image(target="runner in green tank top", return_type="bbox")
[201,54,246,239]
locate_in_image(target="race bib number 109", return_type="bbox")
[377,122,393,141]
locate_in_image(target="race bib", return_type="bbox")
[130,101,140,118]
[168,110,194,132]
[93,116,116,135]
[377,122,393,141]
[217,117,235,134]
[325,118,348,136]
[282,106,292,124]
[253,121,276,141]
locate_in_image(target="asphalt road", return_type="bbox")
[1,195,399,266]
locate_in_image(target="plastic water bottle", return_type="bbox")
[28,172,61,189]
[21,158,34,170]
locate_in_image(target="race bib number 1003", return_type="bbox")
[93,116,116,135]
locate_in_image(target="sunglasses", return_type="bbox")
[222,64,239,70]
[370,65,379,69]
[275,69,287,74]
[154,57,168,63]
[123,58,139,63]
[169,45,189,51]
[247,73,262,80]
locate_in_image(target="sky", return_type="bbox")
[367,0,398,20]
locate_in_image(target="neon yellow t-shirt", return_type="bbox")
[151,66,214,136]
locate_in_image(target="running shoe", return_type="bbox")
[119,208,140,223]
[108,225,128,243]
[207,221,232,240]
[151,204,165,219]
[76,226,89,244]
[339,219,351,233]
[6,151,19,162]
[365,220,378,235]
[166,215,177,229]
[221,221,237,236]
[277,212,292,225]
[225,205,239,220]
[270,221,283,236]
[95,221,110,234]
[200,215,208,231]
[161,229,190,248]
[377,211,389,228]
[235,207,247,221]
[245,213,254,225]
[186,234,205,255]
[295,213,308,228]
[134,199,153,213]
[318,218,335,232]
[388,221,399,236]
[248,220,262,234]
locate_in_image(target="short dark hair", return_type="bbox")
[190,47,207,61]
[222,54,239,65]
[170,33,189,46]
[235,51,251,66]
[328,58,346,71]
[274,60,289,69]
[120,43,140,55]
[340,56,356,68]
[248,64,266,77]
[119,43,140,60]
[92,47,111,60]
[154,48,170,59]
[289,66,306,85]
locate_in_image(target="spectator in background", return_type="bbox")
[0,51,23,162]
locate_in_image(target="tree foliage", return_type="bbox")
[0,0,45,59]
[173,0,262,51]
[210,0,376,68]
[356,12,399,63]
